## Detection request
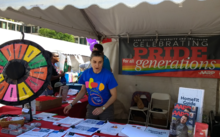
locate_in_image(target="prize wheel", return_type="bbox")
[0,39,52,106]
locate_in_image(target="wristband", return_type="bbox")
[70,103,73,108]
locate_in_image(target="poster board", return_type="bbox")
[178,87,204,122]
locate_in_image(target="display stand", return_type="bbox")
[0,31,52,122]
[22,101,33,122]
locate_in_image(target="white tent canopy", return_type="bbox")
[1,0,220,40]
[0,0,185,10]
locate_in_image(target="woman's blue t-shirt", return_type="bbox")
[78,68,118,107]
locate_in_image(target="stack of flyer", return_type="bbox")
[53,117,84,127]
[169,87,206,137]
[66,119,106,136]
[33,112,57,120]
[99,122,126,136]
[169,107,197,137]
[145,127,169,137]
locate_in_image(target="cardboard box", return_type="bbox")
[36,97,62,111]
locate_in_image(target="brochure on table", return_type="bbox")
[121,126,157,137]
[43,117,63,123]
[145,127,170,137]
[33,112,57,120]
[99,122,126,136]
[67,125,99,136]
[118,124,147,136]
[17,128,53,137]
[68,89,78,95]
[53,117,84,127]
[43,130,68,137]
[64,132,86,137]
[78,119,105,128]
[67,119,105,136]
[178,87,204,122]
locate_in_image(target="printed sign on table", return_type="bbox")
[178,87,204,122]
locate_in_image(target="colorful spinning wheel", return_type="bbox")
[0,40,52,106]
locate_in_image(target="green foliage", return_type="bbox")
[2,18,14,22]
[39,28,75,43]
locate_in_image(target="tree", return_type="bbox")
[2,18,14,22]
[39,28,75,43]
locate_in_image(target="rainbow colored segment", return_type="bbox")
[1,44,14,61]
[23,45,41,62]
[28,54,47,69]
[3,84,17,102]
[122,65,220,74]
[85,78,105,91]
[25,76,44,93]
[122,59,220,77]
[0,66,3,73]
[0,52,8,67]
[18,82,33,101]
[29,67,48,80]
[0,74,4,83]
[0,81,9,99]
[14,44,28,59]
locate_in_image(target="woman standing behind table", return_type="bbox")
[64,51,118,121]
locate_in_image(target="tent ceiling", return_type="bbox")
[0,0,220,39]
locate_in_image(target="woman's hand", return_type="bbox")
[92,107,104,115]
[63,104,72,114]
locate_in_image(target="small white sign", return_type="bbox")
[31,100,36,115]
[178,87,205,122]
[22,108,29,113]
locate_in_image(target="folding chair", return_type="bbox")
[127,91,151,126]
[147,93,170,128]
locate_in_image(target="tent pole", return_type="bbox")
[106,33,220,38]
[216,79,220,115]
[80,9,101,40]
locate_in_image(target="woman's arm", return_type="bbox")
[70,85,87,106]
[63,85,87,114]
[92,87,117,115]
[102,87,117,109]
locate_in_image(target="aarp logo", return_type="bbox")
[199,71,215,75]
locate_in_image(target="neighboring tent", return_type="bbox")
[1,0,220,119]
[0,28,91,57]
